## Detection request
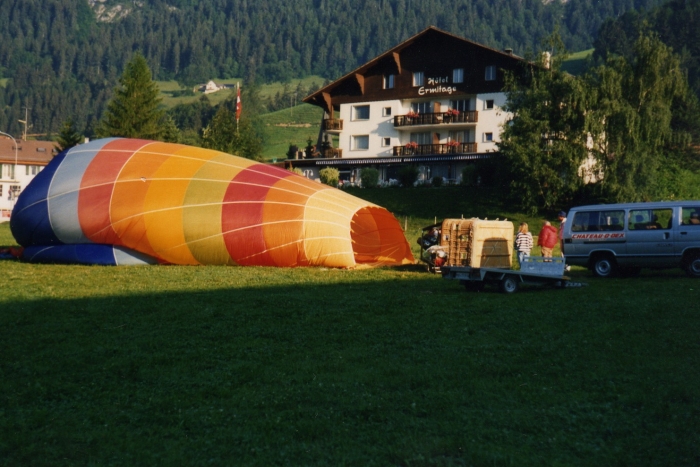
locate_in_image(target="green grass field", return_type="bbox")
[561,49,595,76]
[260,104,324,161]
[1,187,699,466]
[157,76,326,109]
[156,77,326,161]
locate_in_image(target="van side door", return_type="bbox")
[625,208,675,267]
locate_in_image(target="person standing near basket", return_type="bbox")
[515,222,533,266]
[537,221,558,259]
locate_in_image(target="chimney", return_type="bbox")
[504,48,513,55]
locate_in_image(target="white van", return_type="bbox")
[562,201,700,277]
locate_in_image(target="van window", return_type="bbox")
[682,207,700,226]
[571,210,625,232]
[629,208,672,230]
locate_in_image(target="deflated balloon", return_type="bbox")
[11,138,414,267]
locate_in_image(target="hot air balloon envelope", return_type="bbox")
[11,138,415,267]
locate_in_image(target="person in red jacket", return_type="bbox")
[537,221,558,258]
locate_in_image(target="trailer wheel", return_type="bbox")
[499,276,519,294]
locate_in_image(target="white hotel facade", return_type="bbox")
[293,26,527,184]
[0,138,56,222]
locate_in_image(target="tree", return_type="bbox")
[55,119,83,152]
[499,32,589,212]
[586,33,694,202]
[360,167,379,188]
[201,100,263,161]
[397,165,419,187]
[96,52,165,139]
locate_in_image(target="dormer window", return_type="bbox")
[383,74,395,89]
[412,71,424,87]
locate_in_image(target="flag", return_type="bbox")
[235,83,241,121]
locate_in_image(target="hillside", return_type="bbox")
[0,0,668,136]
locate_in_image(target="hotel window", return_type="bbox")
[410,132,431,145]
[0,185,3,197]
[353,105,370,120]
[383,107,392,117]
[411,102,431,114]
[484,132,494,142]
[484,99,494,110]
[453,68,464,83]
[412,71,424,87]
[485,66,496,81]
[25,165,40,176]
[382,137,391,147]
[351,135,369,151]
[0,164,3,179]
[383,74,395,89]
[450,99,471,112]
[449,130,472,143]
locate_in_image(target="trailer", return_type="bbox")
[417,218,513,273]
[441,256,571,293]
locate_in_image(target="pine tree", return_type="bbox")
[96,52,164,139]
[201,98,263,161]
[55,119,83,152]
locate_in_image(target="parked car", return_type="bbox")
[562,201,700,277]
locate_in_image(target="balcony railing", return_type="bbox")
[322,148,343,158]
[323,119,343,131]
[394,111,478,127]
[393,142,478,157]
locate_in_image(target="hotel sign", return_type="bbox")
[418,76,457,96]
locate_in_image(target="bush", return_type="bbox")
[461,164,478,186]
[319,167,339,187]
[360,168,379,188]
[431,176,443,187]
[289,167,304,176]
[397,165,419,187]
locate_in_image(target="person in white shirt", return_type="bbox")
[515,222,533,266]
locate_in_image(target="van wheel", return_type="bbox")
[499,276,519,294]
[592,255,617,278]
[685,254,700,278]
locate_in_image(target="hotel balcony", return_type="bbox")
[322,147,343,158]
[393,142,478,157]
[323,119,343,132]
[394,111,478,128]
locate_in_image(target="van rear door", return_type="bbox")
[675,206,700,260]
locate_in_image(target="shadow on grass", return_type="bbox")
[1,268,699,466]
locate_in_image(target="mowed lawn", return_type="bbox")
[1,188,699,465]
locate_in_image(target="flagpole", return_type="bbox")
[236,82,241,136]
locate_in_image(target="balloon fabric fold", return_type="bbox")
[11,138,414,267]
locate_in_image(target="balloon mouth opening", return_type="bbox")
[350,206,414,267]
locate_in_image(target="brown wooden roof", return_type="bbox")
[303,26,526,113]
[0,137,57,165]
